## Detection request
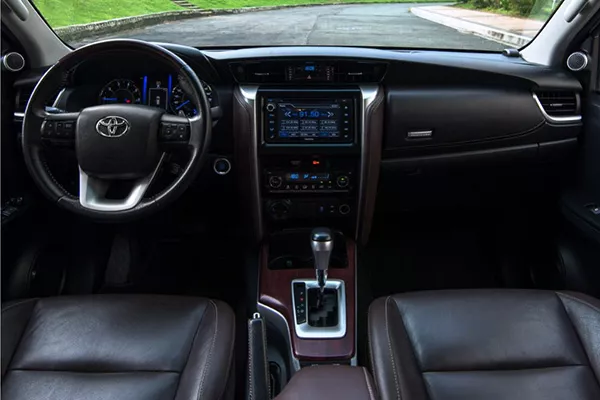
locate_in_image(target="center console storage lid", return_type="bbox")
[274,365,378,400]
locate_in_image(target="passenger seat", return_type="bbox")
[368,289,600,400]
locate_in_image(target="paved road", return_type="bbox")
[74,4,505,51]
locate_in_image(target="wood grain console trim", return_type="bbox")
[259,239,356,361]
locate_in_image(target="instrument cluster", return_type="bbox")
[98,75,216,117]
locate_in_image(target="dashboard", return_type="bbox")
[11,44,585,242]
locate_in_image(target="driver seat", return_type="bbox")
[1,295,235,400]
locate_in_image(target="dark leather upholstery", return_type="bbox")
[368,289,600,400]
[1,295,235,400]
[274,365,378,400]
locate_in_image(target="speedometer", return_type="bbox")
[170,81,215,117]
[99,79,142,105]
[170,85,198,117]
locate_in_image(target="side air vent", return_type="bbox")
[534,91,581,123]
[15,86,34,114]
[14,85,62,117]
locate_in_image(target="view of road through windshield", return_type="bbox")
[71,4,506,50]
[34,0,559,51]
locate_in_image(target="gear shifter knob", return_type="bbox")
[311,228,333,291]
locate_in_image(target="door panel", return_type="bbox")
[558,93,600,297]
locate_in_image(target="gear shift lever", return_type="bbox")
[311,228,333,300]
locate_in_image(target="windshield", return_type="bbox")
[33,0,561,50]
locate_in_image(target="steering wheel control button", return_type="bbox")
[160,123,190,143]
[213,158,232,175]
[41,119,76,146]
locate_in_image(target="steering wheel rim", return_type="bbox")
[22,39,212,221]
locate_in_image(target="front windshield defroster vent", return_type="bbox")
[535,91,579,118]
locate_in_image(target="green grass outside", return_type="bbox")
[186,0,442,8]
[33,0,448,28]
[33,0,181,27]
[454,3,552,22]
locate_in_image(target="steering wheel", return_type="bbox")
[22,39,211,221]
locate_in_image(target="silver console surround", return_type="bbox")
[356,85,381,240]
[291,279,346,339]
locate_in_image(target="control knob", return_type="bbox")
[268,200,291,220]
[266,103,276,112]
[269,175,283,189]
[336,175,349,188]
[339,204,351,215]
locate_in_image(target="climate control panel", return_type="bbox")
[265,170,353,193]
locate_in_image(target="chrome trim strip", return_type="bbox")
[352,243,358,367]
[356,85,380,240]
[14,112,24,119]
[291,279,347,339]
[257,301,302,373]
[532,93,582,124]
[238,85,264,241]
[52,88,66,108]
[78,153,165,211]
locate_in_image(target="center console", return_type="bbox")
[258,88,362,233]
[232,60,385,385]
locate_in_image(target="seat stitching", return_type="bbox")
[197,300,218,400]
[1,298,38,313]
[555,292,600,389]
[557,292,600,314]
[9,368,181,374]
[367,306,378,388]
[247,319,254,400]
[362,367,376,400]
[385,296,402,400]
[172,301,207,399]
[421,364,585,374]
[3,299,39,378]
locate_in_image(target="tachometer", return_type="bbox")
[99,79,142,105]
[170,85,198,117]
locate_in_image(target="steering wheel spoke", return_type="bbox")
[158,115,191,150]
[40,112,80,147]
[78,153,166,211]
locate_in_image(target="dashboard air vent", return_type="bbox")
[336,62,387,83]
[14,85,62,116]
[535,91,579,118]
[15,86,34,114]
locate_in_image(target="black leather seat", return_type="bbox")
[368,289,600,400]
[1,295,235,400]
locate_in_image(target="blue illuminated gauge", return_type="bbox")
[99,79,142,105]
[170,84,199,117]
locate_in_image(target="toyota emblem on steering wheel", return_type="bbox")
[96,116,130,138]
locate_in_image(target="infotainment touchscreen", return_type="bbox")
[264,98,354,144]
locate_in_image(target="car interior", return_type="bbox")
[2,0,600,399]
